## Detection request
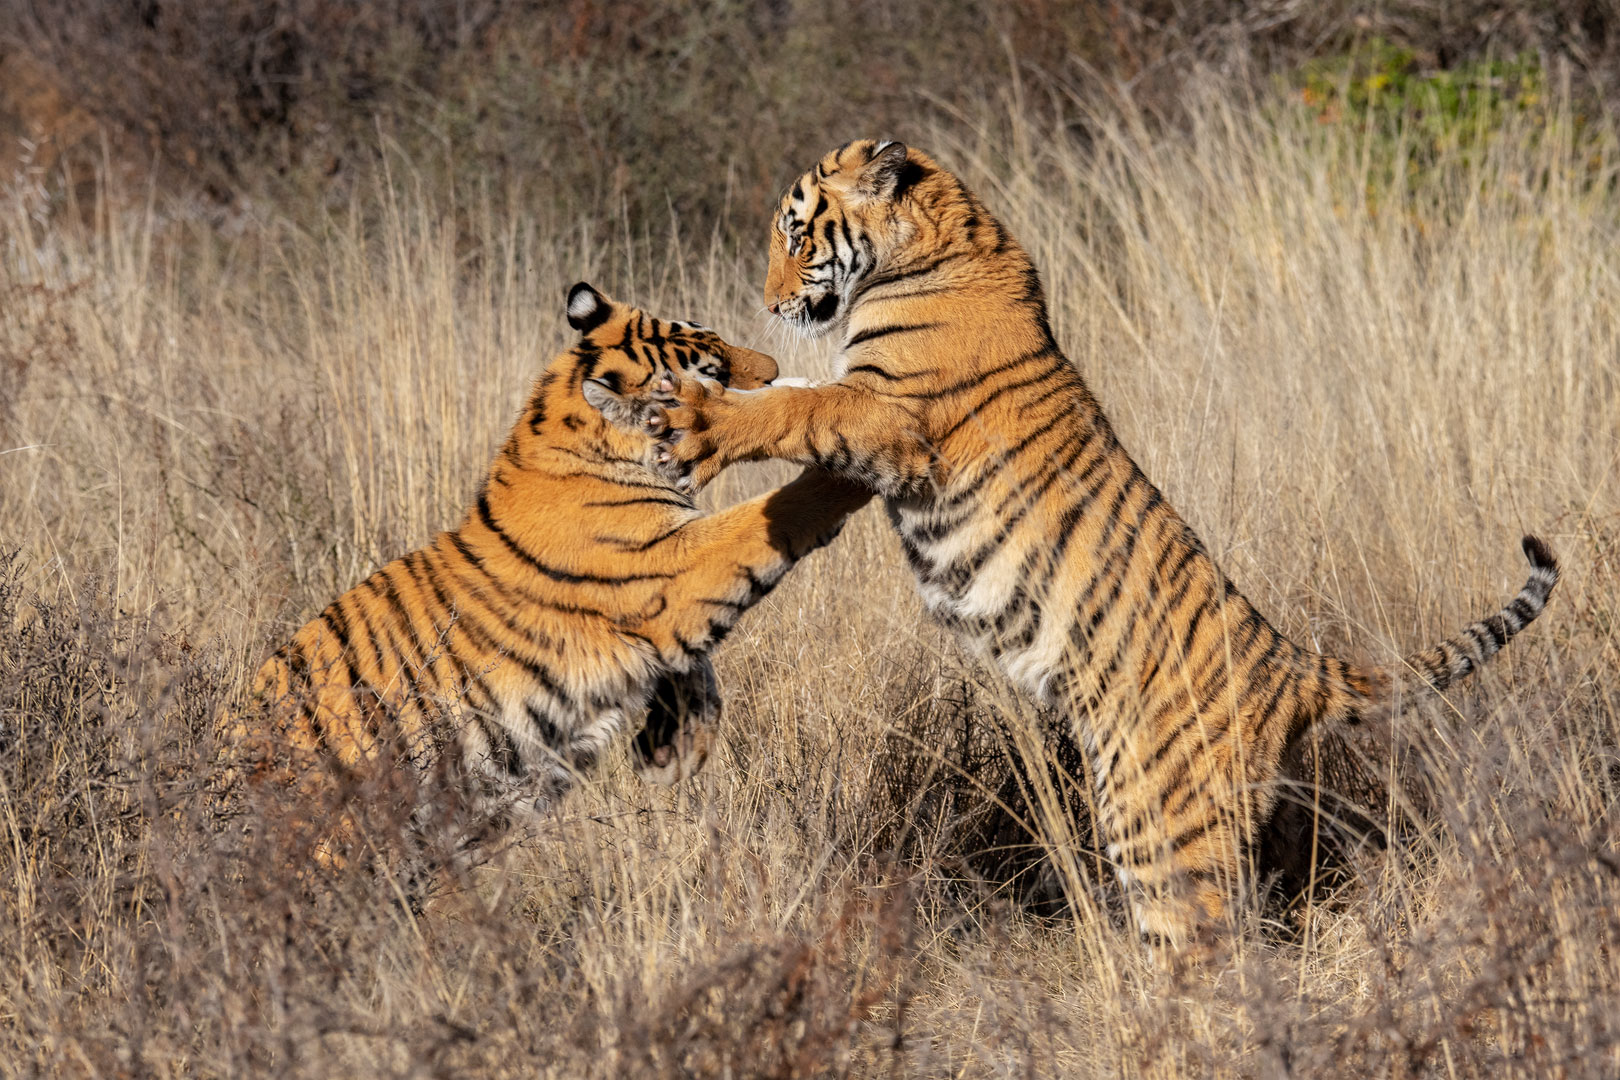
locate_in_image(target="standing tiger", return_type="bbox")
[657,140,1559,948]
[230,283,869,852]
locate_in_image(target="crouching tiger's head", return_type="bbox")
[523,282,779,465]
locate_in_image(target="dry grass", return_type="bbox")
[3,81,1619,1077]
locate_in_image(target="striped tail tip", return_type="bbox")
[1521,533,1559,577]
[1398,534,1559,698]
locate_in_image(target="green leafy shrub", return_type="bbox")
[1288,40,1576,202]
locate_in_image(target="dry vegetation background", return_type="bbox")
[3,2,1620,1077]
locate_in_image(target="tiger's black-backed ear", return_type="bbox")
[566,282,610,332]
[581,373,645,430]
[862,140,916,198]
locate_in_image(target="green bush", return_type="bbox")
[1288,40,1577,201]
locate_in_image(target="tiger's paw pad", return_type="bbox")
[639,403,672,437]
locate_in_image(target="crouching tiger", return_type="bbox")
[224,282,870,857]
[656,140,1560,949]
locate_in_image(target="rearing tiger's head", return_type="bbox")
[765,139,950,337]
[526,282,778,463]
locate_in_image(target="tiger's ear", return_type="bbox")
[860,140,915,199]
[580,377,617,412]
[581,376,637,427]
[566,282,611,333]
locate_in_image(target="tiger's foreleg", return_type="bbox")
[659,379,933,496]
[630,466,871,669]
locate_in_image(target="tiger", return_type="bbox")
[228,282,871,859]
[655,140,1560,949]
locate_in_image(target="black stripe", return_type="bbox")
[524,702,567,749]
[740,567,778,601]
[1074,526,1140,637]
[435,541,624,624]
[1249,667,1298,742]
[696,595,749,612]
[1138,546,1204,660]
[1418,649,1449,689]
[451,596,577,713]
[1133,814,1210,855]
[1190,613,1272,707]
[347,588,393,685]
[846,322,938,348]
[602,523,686,553]
[552,471,684,492]
[851,252,966,300]
[937,358,1072,441]
[363,569,435,687]
[987,428,1096,523]
[838,217,858,257]
[1146,681,1224,770]
[448,530,486,575]
[1042,469,1128,577]
[1054,488,1142,640]
[582,496,692,509]
[936,413,1108,539]
[945,398,1073,486]
[1180,601,1260,693]
[416,547,562,709]
[474,715,526,778]
[890,345,1057,401]
[436,632,497,718]
[435,570,568,681]
[399,551,455,648]
[317,606,366,692]
[477,490,672,586]
[1480,615,1509,650]
[846,362,937,383]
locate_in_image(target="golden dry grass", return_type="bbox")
[2,84,1619,1077]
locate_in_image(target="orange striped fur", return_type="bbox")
[659,141,1560,947]
[229,283,869,852]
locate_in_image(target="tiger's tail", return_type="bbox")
[1342,535,1559,719]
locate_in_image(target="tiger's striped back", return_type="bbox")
[657,140,1559,948]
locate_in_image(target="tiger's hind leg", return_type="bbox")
[631,659,721,786]
[1110,805,1245,957]
[1092,723,1254,954]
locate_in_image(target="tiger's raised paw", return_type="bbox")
[650,373,733,491]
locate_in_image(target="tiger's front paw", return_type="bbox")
[650,373,735,491]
